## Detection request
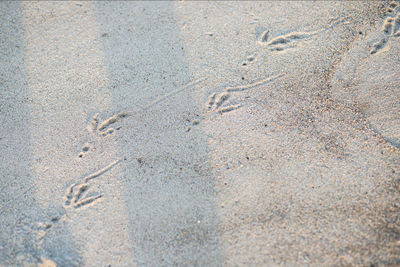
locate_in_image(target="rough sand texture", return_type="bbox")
[1,1,399,266]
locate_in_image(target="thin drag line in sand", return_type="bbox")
[0,184,34,213]
[83,159,121,183]
[0,175,36,193]
[209,65,284,93]
[141,78,207,111]
[225,74,285,92]
[0,180,17,193]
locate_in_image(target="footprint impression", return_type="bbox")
[257,28,320,52]
[206,74,284,114]
[78,112,128,158]
[64,159,121,209]
[371,1,400,54]
[257,17,350,52]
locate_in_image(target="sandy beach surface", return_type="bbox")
[1,1,400,266]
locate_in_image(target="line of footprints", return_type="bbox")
[37,6,400,241]
[371,1,400,54]
[64,112,128,210]
[61,7,387,211]
[60,4,400,209]
[66,74,284,211]
[65,73,285,210]
[253,3,400,56]
[36,113,128,241]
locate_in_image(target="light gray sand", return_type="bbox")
[1,1,399,266]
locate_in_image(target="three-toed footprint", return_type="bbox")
[206,74,284,114]
[78,112,128,158]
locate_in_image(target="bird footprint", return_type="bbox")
[78,112,128,158]
[64,159,121,209]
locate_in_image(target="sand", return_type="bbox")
[1,1,399,266]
